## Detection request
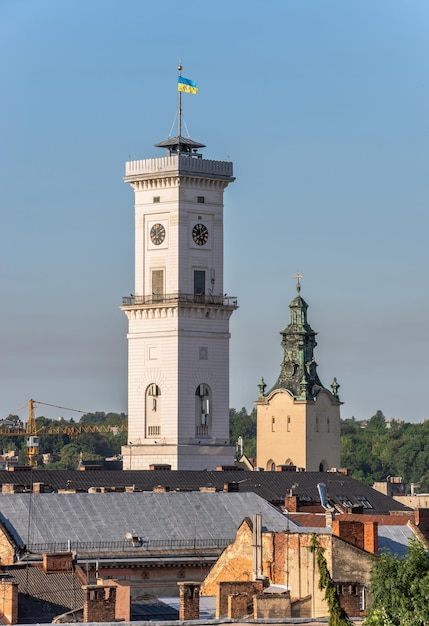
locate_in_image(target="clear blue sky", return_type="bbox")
[1,0,428,424]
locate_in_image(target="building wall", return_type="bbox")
[0,522,17,565]
[256,391,307,470]
[256,388,341,471]
[202,519,373,619]
[93,561,214,598]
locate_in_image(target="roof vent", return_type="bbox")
[125,532,142,547]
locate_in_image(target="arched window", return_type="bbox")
[195,384,211,436]
[146,384,161,438]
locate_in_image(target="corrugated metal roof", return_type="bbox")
[0,492,309,553]
[2,564,84,623]
[378,524,415,557]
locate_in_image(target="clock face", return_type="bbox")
[192,223,209,246]
[150,223,166,246]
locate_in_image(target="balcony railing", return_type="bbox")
[28,537,235,555]
[122,293,238,308]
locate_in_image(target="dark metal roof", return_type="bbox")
[154,135,205,154]
[0,469,411,515]
[2,564,84,623]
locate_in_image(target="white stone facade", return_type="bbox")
[121,154,236,470]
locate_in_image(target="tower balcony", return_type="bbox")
[121,293,238,309]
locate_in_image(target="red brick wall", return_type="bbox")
[338,585,361,617]
[216,581,263,618]
[414,509,429,537]
[228,592,249,618]
[43,552,73,573]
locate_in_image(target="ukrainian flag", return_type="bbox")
[178,76,198,94]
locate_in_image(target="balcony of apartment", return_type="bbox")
[121,293,238,309]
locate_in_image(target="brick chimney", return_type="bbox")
[83,584,117,622]
[153,485,170,493]
[332,519,378,554]
[43,552,74,573]
[0,577,18,624]
[178,582,200,620]
[363,520,378,554]
[284,495,298,512]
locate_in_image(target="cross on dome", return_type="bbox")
[294,273,303,293]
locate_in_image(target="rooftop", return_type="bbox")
[0,469,410,515]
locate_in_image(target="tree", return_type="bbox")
[229,407,256,459]
[364,539,429,626]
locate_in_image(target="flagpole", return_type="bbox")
[177,64,182,140]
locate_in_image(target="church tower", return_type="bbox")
[256,277,341,471]
[121,69,237,470]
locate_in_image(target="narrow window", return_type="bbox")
[146,384,161,438]
[195,384,211,435]
[152,269,164,301]
[194,270,205,296]
[271,417,275,432]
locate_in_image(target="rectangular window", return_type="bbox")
[152,269,164,301]
[197,196,205,203]
[355,495,373,509]
[153,196,160,203]
[194,270,205,296]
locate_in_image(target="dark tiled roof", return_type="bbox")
[0,469,411,515]
[2,564,84,624]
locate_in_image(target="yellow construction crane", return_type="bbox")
[1,399,127,467]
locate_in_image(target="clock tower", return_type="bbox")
[121,78,237,469]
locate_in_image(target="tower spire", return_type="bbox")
[270,280,324,400]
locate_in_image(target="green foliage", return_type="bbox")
[0,411,127,470]
[341,411,429,489]
[229,407,257,459]
[364,539,429,626]
[309,534,353,626]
